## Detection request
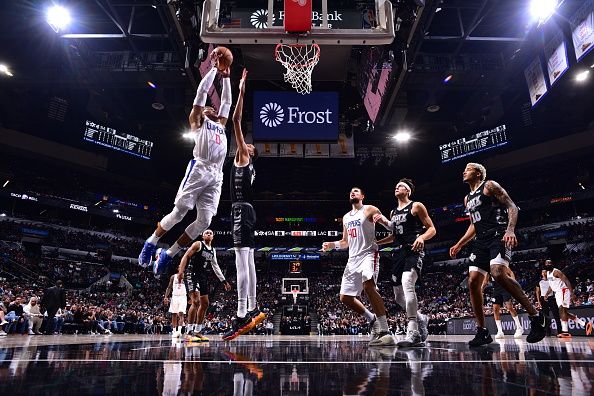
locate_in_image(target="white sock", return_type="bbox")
[377,315,389,332]
[513,316,522,330]
[561,320,569,332]
[167,242,182,257]
[247,249,257,311]
[362,308,375,322]
[196,324,203,332]
[496,320,503,333]
[147,232,160,245]
[188,324,194,331]
[235,247,250,318]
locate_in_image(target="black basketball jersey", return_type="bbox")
[465,181,507,238]
[230,161,255,204]
[189,243,215,272]
[389,201,424,245]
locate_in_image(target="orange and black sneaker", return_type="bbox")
[248,309,267,328]
[222,351,264,380]
[222,315,253,341]
[557,332,572,339]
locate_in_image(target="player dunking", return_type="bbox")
[164,270,187,339]
[374,178,436,347]
[449,163,548,346]
[138,49,232,275]
[222,69,266,341]
[177,229,231,342]
[322,187,395,347]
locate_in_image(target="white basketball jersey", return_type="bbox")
[172,279,187,297]
[343,205,378,258]
[193,118,227,171]
[547,269,567,293]
[538,279,550,297]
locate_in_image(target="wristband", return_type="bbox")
[334,241,341,249]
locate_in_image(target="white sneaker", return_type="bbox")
[28,330,35,335]
[369,331,395,347]
[514,328,523,339]
[397,330,424,348]
[495,331,505,339]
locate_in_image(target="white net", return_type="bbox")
[275,43,320,95]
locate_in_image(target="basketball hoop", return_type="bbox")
[291,289,299,305]
[275,43,320,95]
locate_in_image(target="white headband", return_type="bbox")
[396,182,412,196]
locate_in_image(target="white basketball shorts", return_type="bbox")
[174,158,223,214]
[340,251,380,297]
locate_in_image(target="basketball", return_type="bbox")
[212,46,233,71]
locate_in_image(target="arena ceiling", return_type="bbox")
[0,0,593,199]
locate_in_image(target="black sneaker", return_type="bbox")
[468,327,493,347]
[526,313,549,343]
[222,315,253,341]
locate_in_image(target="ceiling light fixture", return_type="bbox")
[443,74,453,83]
[393,131,412,143]
[529,0,558,25]
[0,64,13,77]
[46,5,71,33]
[576,70,590,82]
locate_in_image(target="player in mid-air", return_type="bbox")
[322,187,395,347]
[449,163,548,346]
[374,178,436,347]
[222,69,266,341]
[138,47,233,276]
[177,229,231,342]
[543,259,586,338]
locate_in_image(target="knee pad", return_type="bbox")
[160,206,189,231]
[184,210,214,239]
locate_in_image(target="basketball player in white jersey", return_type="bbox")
[177,229,231,342]
[374,178,436,347]
[223,69,265,341]
[138,49,232,276]
[322,187,395,346]
[164,270,187,339]
[542,259,586,338]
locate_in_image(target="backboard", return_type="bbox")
[201,0,395,45]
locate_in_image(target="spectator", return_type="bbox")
[23,296,43,335]
[41,279,66,334]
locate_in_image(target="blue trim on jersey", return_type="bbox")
[182,159,197,189]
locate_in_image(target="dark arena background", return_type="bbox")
[1,0,593,394]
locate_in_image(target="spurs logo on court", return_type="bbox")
[260,102,285,127]
[250,9,275,29]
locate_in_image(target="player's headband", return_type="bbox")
[396,182,412,196]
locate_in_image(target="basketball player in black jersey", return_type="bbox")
[222,69,266,341]
[374,178,436,347]
[178,229,231,341]
[449,163,547,346]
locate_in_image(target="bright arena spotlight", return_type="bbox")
[393,130,412,143]
[529,0,558,24]
[46,5,71,33]
[576,70,590,83]
[0,64,13,77]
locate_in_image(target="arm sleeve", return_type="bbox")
[218,77,232,118]
[210,251,226,282]
[193,68,218,107]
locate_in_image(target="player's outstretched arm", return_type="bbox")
[190,66,218,131]
[485,180,519,248]
[412,202,437,251]
[218,67,232,126]
[232,69,250,166]
[322,224,348,251]
[178,241,201,280]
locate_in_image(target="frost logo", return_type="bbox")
[250,9,275,29]
[260,103,284,127]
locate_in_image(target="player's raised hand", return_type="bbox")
[239,69,248,94]
[219,66,231,78]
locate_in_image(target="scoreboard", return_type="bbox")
[439,125,508,163]
[289,261,302,274]
[84,120,153,159]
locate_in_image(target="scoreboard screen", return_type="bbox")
[289,261,302,274]
[439,125,508,163]
[84,120,153,159]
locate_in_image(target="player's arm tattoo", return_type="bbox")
[485,180,518,233]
